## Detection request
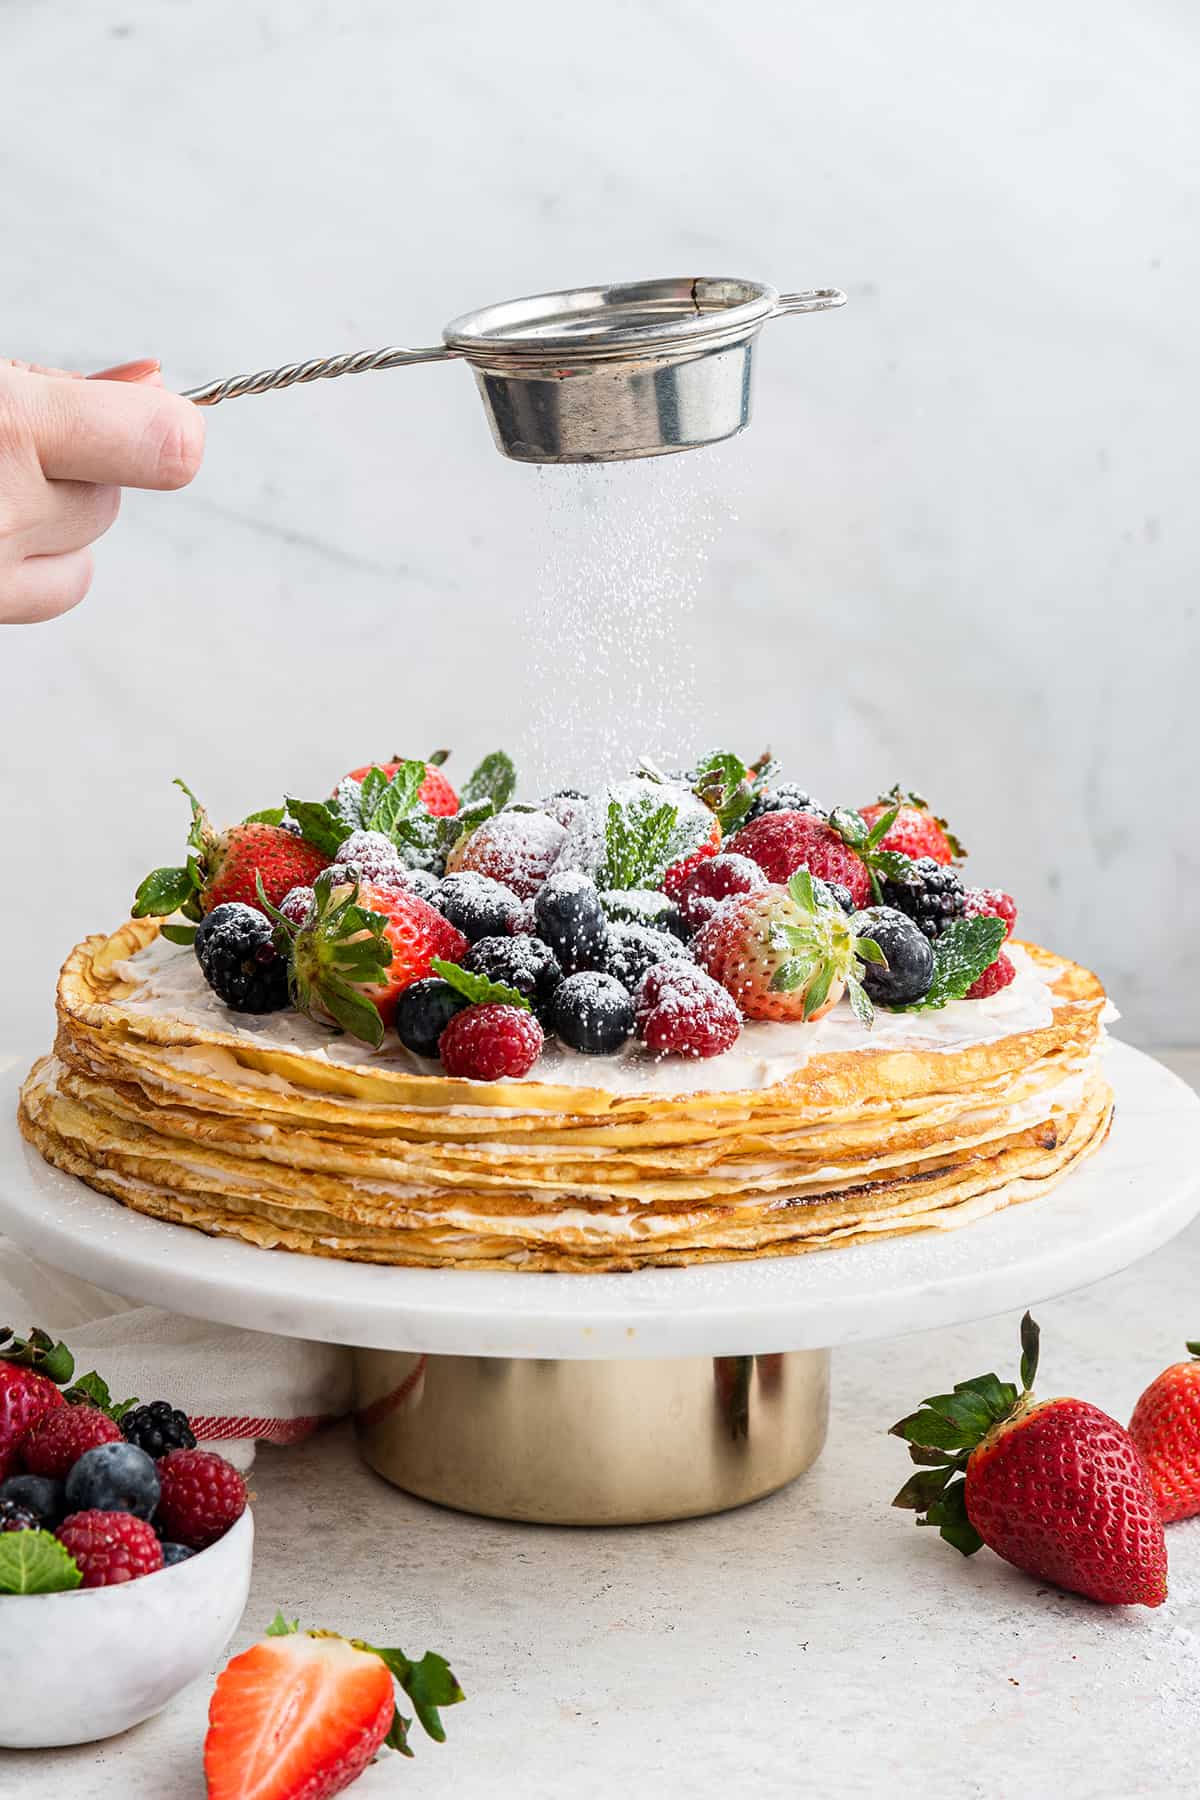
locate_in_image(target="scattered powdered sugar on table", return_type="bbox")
[518,451,737,796]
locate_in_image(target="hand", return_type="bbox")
[0,357,205,624]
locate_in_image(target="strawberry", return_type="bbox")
[692,870,884,1024]
[860,787,964,865]
[0,1328,72,1482]
[661,811,721,899]
[1129,1343,1200,1522]
[893,1313,1167,1607]
[275,870,468,1043]
[133,781,329,925]
[343,757,459,819]
[447,809,566,899]
[205,1615,465,1797]
[726,810,871,907]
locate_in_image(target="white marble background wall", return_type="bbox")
[2,0,1196,1050]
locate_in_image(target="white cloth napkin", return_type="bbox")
[0,1239,353,1470]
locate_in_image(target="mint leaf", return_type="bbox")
[285,797,349,858]
[431,959,530,1012]
[600,793,680,890]
[901,916,1007,1010]
[461,750,516,812]
[0,1530,81,1595]
[365,762,426,838]
[132,865,194,919]
[160,923,198,946]
[63,1370,138,1420]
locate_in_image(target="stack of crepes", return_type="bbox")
[18,919,1114,1272]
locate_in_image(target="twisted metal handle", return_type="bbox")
[772,289,847,315]
[183,343,457,407]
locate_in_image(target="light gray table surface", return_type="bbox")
[3,1051,1198,1800]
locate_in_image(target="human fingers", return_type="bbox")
[25,371,204,489]
[16,479,121,557]
[0,547,94,624]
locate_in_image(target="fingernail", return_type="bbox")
[88,357,161,382]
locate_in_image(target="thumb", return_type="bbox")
[88,358,163,387]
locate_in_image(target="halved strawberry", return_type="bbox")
[343,757,459,819]
[205,1615,465,1799]
[133,781,329,926]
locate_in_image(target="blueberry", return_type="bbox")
[435,872,521,942]
[400,867,441,903]
[63,1441,161,1521]
[818,880,856,915]
[551,972,635,1055]
[0,1474,65,1526]
[464,936,562,1026]
[396,978,470,1059]
[161,1542,195,1566]
[533,873,608,973]
[852,906,936,1006]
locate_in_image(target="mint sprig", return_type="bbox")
[893,916,1007,1011]
[62,1369,139,1421]
[431,959,530,1012]
[0,1530,82,1595]
[600,792,680,890]
[460,750,516,813]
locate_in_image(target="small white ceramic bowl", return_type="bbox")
[0,1508,253,1748]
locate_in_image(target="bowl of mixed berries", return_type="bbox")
[0,1328,252,1748]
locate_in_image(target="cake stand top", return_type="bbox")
[2,1043,1197,1359]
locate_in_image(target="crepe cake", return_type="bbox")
[18,756,1114,1270]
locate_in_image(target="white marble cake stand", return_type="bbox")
[3,1042,1198,1524]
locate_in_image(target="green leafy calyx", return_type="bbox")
[889,1311,1041,1556]
[131,779,214,921]
[767,870,884,1026]
[258,1617,465,1759]
[273,869,392,1047]
[690,750,775,835]
[0,1325,75,1386]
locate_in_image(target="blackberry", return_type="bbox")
[533,872,609,972]
[603,922,688,991]
[121,1401,197,1460]
[551,972,635,1055]
[601,887,691,941]
[398,867,441,903]
[464,935,562,1026]
[744,784,826,826]
[880,857,966,941]
[851,906,936,1005]
[0,1498,39,1533]
[396,978,469,1059]
[0,1474,64,1525]
[194,903,289,1012]
[435,872,521,942]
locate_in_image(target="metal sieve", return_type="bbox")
[183,276,845,463]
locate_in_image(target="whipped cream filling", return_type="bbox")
[109,933,1089,1101]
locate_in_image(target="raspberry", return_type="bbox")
[860,800,957,866]
[333,830,411,890]
[278,885,316,928]
[57,1510,164,1586]
[965,951,1017,1000]
[20,1404,122,1480]
[676,853,767,928]
[155,1449,249,1550]
[439,1004,544,1080]
[963,887,1017,940]
[726,812,871,907]
[634,963,741,1059]
[661,814,722,900]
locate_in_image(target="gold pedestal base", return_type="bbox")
[352,1349,830,1525]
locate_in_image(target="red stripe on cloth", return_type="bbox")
[190,1414,329,1446]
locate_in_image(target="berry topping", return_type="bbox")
[395,977,470,1058]
[1129,1342,1200,1522]
[331,829,412,891]
[0,1498,39,1533]
[600,887,691,940]
[602,922,689,991]
[676,852,767,928]
[133,783,330,923]
[64,1441,161,1520]
[0,1474,65,1526]
[342,757,460,818]
[56,1509,164,1587]
[860,790,962,866]
[964,950,1016,999]
[155,1448,248,1550]
[963,887,1018,940]
[533,871,609,973]
[0,1331,68,1483]
[161,1541,195,1566]
[195,903,290,1013]
[743,784,826,825]
[277,885,315,928]
[541,788,590,829]
[435,872,522,942]
[849,907,935,1007]
[694,871,883,1025]
[439,1004,545,1080]
[726,811,871,908]
[21,1404,122,1481]
[634,963,741,1059]
[551,972,636,1055]
[880,856,966,940]
[464,935,563,1025]
[447,809,566,899]
[661,811,722,900]
[120,1401,197,1460]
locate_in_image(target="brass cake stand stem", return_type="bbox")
[352,1349,831,1525]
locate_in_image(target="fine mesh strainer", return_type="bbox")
[183,276,845,463]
